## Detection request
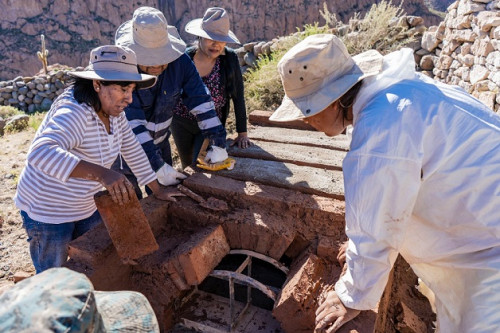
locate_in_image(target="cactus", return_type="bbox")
[37,34,49,74]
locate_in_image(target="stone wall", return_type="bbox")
[419,0,500,112]
[0,0,445,81]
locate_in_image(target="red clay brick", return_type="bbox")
[94,191,159,261]
[177,225,230,285]
[273,253,330,332]
[317,236,339,262]
[182,172,346,240]
[396,302,429,333]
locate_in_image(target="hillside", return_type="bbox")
[0,0,452,80]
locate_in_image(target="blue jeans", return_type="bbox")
[21,210,103,274]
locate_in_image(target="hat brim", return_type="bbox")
[185,18,241,44]
[115,20,186,66]
[68,70,157,89]
[270,49,383,122]
[95,290,159,332]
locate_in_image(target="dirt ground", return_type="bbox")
[0,128,37,288]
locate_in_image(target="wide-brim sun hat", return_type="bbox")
[269,34,384,122]
[68,45,157,89]
[0,267,159,332]
[115,6,186,66]
[185,7,240,44]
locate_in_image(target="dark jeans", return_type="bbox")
[21,210,102,273]
[170,115,205,169]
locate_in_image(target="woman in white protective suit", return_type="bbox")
[270,34,500,333]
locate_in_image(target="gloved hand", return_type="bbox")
[204,146,228,164]
[156,164,187,186]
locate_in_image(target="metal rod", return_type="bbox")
[210,270,277,301]
[247,257,252,305]
[235,255,251,274]
[229,249,289,274]
[181,318,228,333]
[229,276,235,332]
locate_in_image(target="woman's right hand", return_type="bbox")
[99,169,136,205]
[69,160,135,205]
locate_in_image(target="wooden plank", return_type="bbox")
[249,110,316,131]
[227,139,346,171]
[213,157,344,199]
[246,126,351,151]
[94,191,159,264]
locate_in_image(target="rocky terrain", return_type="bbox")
[0,0,452,80]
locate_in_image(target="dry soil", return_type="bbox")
[0,128,36,289]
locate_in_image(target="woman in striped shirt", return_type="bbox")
[14,45,182,274]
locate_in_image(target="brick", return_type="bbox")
[317,236,340,261]
[183,173,346,240]
[68,222,113,266]
[177,225,230,285]
[273,254,330,332]
[396,302,429,333]
[94,191,159,262]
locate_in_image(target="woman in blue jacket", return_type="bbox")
[114,7,228,196]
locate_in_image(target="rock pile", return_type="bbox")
[419,0,500,112]
[0,70,72,113]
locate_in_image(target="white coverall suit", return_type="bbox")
[335,49,500,332]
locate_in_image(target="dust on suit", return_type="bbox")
[335,49,500,332]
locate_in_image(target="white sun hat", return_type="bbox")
[185,7,240,44]
[68,45,156,89]
[269,34,383,122]
[115,6,186,66]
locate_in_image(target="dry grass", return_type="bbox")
[244,0,416,112]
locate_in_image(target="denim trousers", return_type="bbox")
[21,210,102,274]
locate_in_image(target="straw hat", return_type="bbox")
[185,7,240,44]
[68,45,156,89]
[269,34,383,122]
[115,7,186,66]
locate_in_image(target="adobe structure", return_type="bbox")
[65,111,435,332]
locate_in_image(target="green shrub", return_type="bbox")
[0,106,22,119]
[244,23,331,112]
[29,112,45,131]
[329,1,414,55]
[4,116,29,133]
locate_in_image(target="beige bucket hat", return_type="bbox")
[115,7,186,66]
[269,34,384,122]
[68,45,156,89]
[185,7,240,44]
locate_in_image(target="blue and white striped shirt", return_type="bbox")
[14,88,157,223]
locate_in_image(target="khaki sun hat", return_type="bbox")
[269,34,384,122]
[68,45,157,89]
[185,7,240,44]
[115,6,186,66]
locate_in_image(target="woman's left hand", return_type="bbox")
[315,290,360,333]
[231,132,252,149]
